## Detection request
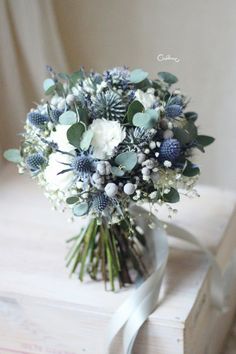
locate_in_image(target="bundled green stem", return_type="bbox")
[66,218,147,290]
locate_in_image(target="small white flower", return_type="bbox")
[149,191,157,200]
[49,125,74,152]
[135,88,156,110]
[149,141,156,150]
[137,152,146,164]
[44,152,74,191]
[105,183,118,197]
[163,129,174,139]
[57,98,66,111]
[89,119,126,159]
[164,160,172,168]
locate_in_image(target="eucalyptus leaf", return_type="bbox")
[196,135,215,147]
[3,149,21,163]
[66,196,80,205]
[59,111,77,125]
[133,109,159,129]
[43,78,55,92]
[67,123,85,148]
[163,188,180,203]
[183,160,200,177]
[115,151,137,171]
[80,130,93,151]
[73,202,89,216]
[127,100,144,123]
[129,69,149,84]
[111,166,125,177]
[158,72,178,85]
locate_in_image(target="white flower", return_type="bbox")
[44,152,74,191]
[49,125,74,152]
[89,119,126,159]
[135,88,156,110]
[123,183,136,195]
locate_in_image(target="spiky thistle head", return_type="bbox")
[103,67,130,90]
[92,192,110,213]
[92,90,126,121]
[159,138,181,162]
[26,153,46,172]
[70,151,96,180]
[27,112,49,128]
[165,104,182,118]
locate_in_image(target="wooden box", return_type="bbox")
[0,165,236,354]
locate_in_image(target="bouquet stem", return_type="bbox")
[66,218,147,290]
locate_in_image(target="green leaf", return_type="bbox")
[127,100,144,123]
[67,123,85,148]
[173,122,197,145]
[185,111,198,122]
[163,188,180,203]
[158,72,178,85]
[66,196,80,205]
[58,72,70,80]
[196,135,215,147]
[3,149,21,163]
[133,109,159,129]
[111,166,125,177]
[129,69,149,84]
[73,202,89,216]
[115,151,137,171]
[183,160,200,177]
[43,78,55,92]
[70,69,84,84]
[59,111,77,125]
[78,107,89,125]
[80,130,93,151]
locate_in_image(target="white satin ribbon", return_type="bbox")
[107,206,236,354]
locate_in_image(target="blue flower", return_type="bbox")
[27,112,49,128]
[159,139,181,162]
[165,104,182,118]
[92,90,126,121]
[92,193,110,213]
[26,153,46,172]
[103,67,130,90]
[57,150,96,184]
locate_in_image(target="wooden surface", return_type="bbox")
[0,164,236,354]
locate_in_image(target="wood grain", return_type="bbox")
[0,165,236,354]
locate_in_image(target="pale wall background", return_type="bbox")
[0,0,236,189]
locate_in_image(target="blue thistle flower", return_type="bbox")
[159,139,181,162]
[165,104,182,118]
[103,67,130,90]
[71,154,95,179]
[49,109,62,123]
[28,112,49,128]
[92,90,126,120]
[57,151,96,184]
[26,153,46,172]
[92,193,110,213]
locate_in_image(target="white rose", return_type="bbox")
[49,125,74,152]
[89,119,126,159]
[44,152,74,191]
[135,88,156,110]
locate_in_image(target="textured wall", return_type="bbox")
[1,0,236,189]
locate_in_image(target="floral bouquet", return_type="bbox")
[4,66,214,290]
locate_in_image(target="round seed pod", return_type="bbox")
[123,183,136,195]
[105,183,118,198]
